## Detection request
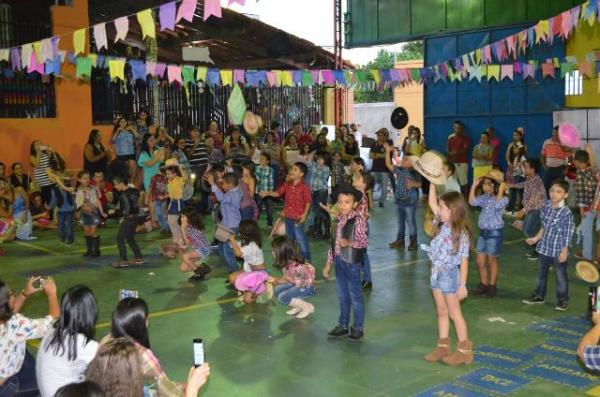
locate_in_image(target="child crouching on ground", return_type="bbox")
[228,220,269,304]
[325,183,368,341]
[179,206,212,282]
[269,236,316,318]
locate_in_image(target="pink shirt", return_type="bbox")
[327,210,368,263]
[490,136,501,165]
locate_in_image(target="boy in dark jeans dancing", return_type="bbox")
[112,175,144,268]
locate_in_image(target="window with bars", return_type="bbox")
[564,70,583,96]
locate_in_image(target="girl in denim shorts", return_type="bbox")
[468,172,509,298]
[422,183,472,366]
[75,170,106,257]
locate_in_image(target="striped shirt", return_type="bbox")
[541,139,570,168]
[583,345,600,371]
[34,152,52,187]
[185,139,208,168]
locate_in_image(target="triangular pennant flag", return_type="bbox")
[523,64,536,80]
[196,66,207,81]
[322,70,335,85]
[220,69,233,86]
[233,69,245,85]
[0,49,8,62]
[266,71,277,86]
[475,49,482,64]
[560,62,573,78]
[137,10,156,39]
[370,69,380,85]
[410,68,420,82]
[292,70,302,85]
[44,56,62,76]
[177,0,198,22]
[76,56,92,78]
[527,27,535,47]
[354,70,366,83]
[467,65,483,81]
[27,53,43,74]
[155,62,167,78]
[88,53,97,68]
[51,37,60,58]
[500,64,513,80]
[547,17,555,44]
[462,54,470,68]
[203,0,221,21]
[585,0,598,22]
[310,70,321,84]
[535,20,549,43]
[273,70,283,86]
[130,60,146,81]
[108,59,125,81]
[93,23,107,51]
[561,10,573,38]
[146,61,156,77]
[541,62,555,79]
[579,60,594,77]
[281,70,293,87]
[167,65,182,84]
[20,44,33,69]
[487,65,500,81]
[552,13,562,36]
[206,68,220,86]
[32,41,42,63]
[389,68,401,82]
[227,83,246,125]
[572,6,581,27]
[114,17,129,43]
[228,0,245,4]
[302,70,313,86]
[38,39,53,63]
[73,29,86,55]
[160,2,177,31]
[506,35,516,57]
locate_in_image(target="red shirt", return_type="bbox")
[447,134,471,164]
[490,136,501,165]
[149,173,168,201]
[91,180,113,206]
[298,133,314,146]
[276,180,312,221]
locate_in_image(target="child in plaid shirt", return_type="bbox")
[523,180,575,311]
[308,153,331,239]
[573,148,599,262]
[331,151,346,189]
[255,152,274,227]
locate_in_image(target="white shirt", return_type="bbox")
[0,314,53,381]
[36,328,99,397]
[240,241,264,272]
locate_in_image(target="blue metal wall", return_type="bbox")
[423,26,565,176]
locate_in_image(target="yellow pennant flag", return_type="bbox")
[273,70,283,86]
[487,65,500,81]
[32,41,42,62]
[220,69,233,86]
[475,49,482,64]
[88,53,98,68]
[196,66,207,82]
[281,70,293,87]
[73,29,86,55]
[370,69,380,85]
[109,59,125,81]
[535,20,549,43]
[137,9,156,39]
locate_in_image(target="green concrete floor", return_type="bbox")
[2,204,598,396]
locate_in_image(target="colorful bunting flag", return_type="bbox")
[146,61,156,77]
[579,60,594,77]
[130,60,147,81]
[487,65,500,81]
[281,70,293,87]
[177,0,198,22]
[523,64,536,80]
[76,56,93,78]
[196,66,207,81]
[108,59,125,81]
[560,62,574,78]
[227,83,246,125]
[137,10,156,39]
[155,63,167,78]
[167,65,182,84]
[160,2,177,31]
[0,49,8,62]
[541,62,555,78]
[233,69,245,84]
[20,44,33,69]
[73,29,86,55]
[93,23,107,51]
[114,17,129,43]
[11,48,21,70]
[203,0,221,21]
[500,64,513,80]
[220,69,233,86]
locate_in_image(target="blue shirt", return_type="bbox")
[212,185,243,229]
[427,223,470,272]
[471,194,508,230]
[394,166,420,204]
[536,200,575,258]
[307,162,330,191]
[114,130,135,156]
[583,346,600,371]
[137,151,160,190]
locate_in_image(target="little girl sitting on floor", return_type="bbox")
[179,206,212,282]
[269,236,316,318]
[228,219,269,304]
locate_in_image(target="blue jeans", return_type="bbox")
[523,210,541,238]
[373,172,389,205]
[256,196,273,226]
[334,256,364,330]
[284,218,311,261]
[580,211,595,260]
[57,211,74,244]
[270,163,281,188]
[362,223,371,283]
[274,283,316,305]
[153,201,168,231]
[218,227,239,273]
[508,175,525,210]
[534,254,569,302]
[240,206,254,221]
[395,200,417,240]
[0,350,38,397]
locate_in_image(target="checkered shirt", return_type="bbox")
[394,166,420,204]
[255,165,274,193]
[331,162,346,187]
[513,175,546,212]
[471,194,509,230]
[536,200,575,258]
[308,162,330,191]
[575,167,599,208]
[584,346,600,371]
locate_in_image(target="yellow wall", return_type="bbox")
[324,87,353,125]
[566,21,600,108]
[0,0,112,171]
[393,60,424,143]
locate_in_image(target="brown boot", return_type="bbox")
[485,285,497,298]
[472,283,488,296]
[408,236,418,251]
[424,338,450,362]
[442,340,474,366]
[389,239,405,249]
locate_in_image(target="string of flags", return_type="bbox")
[0,0,599,90]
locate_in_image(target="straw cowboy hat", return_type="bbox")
[558,122,581,149]
[243,111,260,135]
[576,260,599,283]
[484,169,505,184]
[408,151,446,185]
[164,158,180,168]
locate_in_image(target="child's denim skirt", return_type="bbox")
[430,266,460,295]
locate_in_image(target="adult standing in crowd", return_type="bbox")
[185,126,209,181]
[205,120,223,150]
[447,120,471,194]
[223,127,249,160]
[486,126,501,168]
[471,132,493,180]
[29,140,57,206]
[370,128,391,208]
[111,117,140,185]
[541,125,571,194]
[505,128,528,169]
[9,162,30,193]
[83,130,111,177]
[137,134,164,192]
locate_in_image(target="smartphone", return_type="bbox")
[119,289,139,300]
[35,278,45,289]
[193,338,205,367]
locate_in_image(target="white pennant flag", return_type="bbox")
[39,38,53,63]
[114,17,129,43]
[0,49,9,62]
[93,23,108,51]
[21,43,33,69]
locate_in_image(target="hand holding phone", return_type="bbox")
[193,338,205,367]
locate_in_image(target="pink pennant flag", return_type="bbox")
[561,10,573,38]
[266,71,277,87]
[310,70,321,84]
[203,0,221,21]
[571,6,581,28]
[155,62,167,78]
[500,64,513,81]
[513,62,523,75]
[146,61,156,76]
[93,23,108,51]
[497,39,508,61]
[321,70,335,84]
[228,0,245,4]
[177,0,198,23]
[523,64,535,79]
[579,61,593,77]
[233,69,245,84]
[547,17,555,44]
[541,63,555,79]
[482,45,492,64]
[114,17,129,43]
[506,35,516,57]
[160,2,177,31]
[552,13,562,36]
[27,53,44,74]
[167,65,182,84]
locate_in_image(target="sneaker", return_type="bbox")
[527,252,539,261]
[188,272,207,282]
[522,295,545,305]
[362,281,372,290]
[555,301,568,311]
[132,258,144,265]
[328,325,349,338]
[112,260,131,268]
[64,241,75,246]
[347,327,364,341]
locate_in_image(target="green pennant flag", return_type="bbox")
[182,65,195,85]
[76,56,92,78]
[560,62,574,78]
[227,84,246,125]
[302,70,313,86]
[410,68,420,81]
[355,70,367,83]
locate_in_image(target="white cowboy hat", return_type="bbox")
[408,151,447,185]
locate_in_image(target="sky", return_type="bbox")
[223,0,408,66]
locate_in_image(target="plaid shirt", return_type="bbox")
[149,174,167,201]
[583,345,600,371]
[327,210,368,263]
[513,175,546,213]
[187,226,209,251]
[255,165,274,193]
[575,167,598,209]
[471,194,509,230]
[208,148,225,165]
[308,161,330,191]
[394,166,420,204]
[536,200,575,258]
[331,161,346,187]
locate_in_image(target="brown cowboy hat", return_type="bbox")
[576,260,599,283]
[484,169,505,184]
[243,111,260,136]
[408,151,446,185]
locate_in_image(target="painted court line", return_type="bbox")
[14,241,60,256]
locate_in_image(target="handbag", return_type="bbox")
[214,224,233,242]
